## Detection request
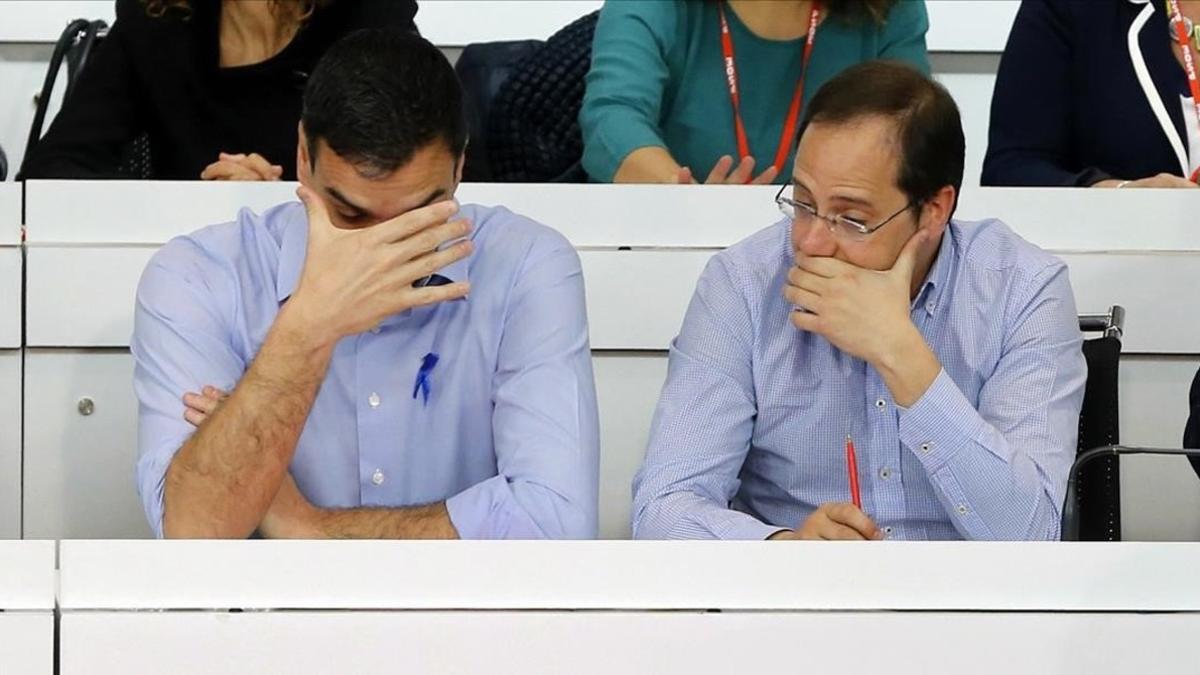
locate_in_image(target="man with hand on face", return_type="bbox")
[132,29,600,540]
[632,61,1086,542]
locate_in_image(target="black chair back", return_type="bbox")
[24,19,106,169]
[22,19,152,179]
[1069,307,1124,540]
[0,143,7,181]
[1062,446,1200,540]
[456,39,545,182]
[486,11,601,183]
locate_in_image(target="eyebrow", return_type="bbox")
[414,187,447,209]
[327,186,448,219]
[327,187,371,219]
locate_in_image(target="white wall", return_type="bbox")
[0,1,1011,182]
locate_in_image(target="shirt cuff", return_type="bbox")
[445,475,546,540]
[588,122,668,182]
[710,510,790,541]
[897,368,988,472]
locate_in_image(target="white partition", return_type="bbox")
[56,540,1200,674]
[0,1,1020,52]
[21,181,1200,541]
[0,185,21,539]
[0,541,55,675]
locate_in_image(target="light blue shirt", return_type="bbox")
[633,218,1086,541]
[133,201,600,539]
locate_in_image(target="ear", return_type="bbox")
[918,184,955,237]
[296,122,312,187]
[454,150,465,187]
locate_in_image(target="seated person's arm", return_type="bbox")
[877,0,931,74]
[581,2,684,184]
[788,229,1086,540]
[633,255,789,541]
[981,0,1083,187]
[892,262,1085,540]
[137,190,469,538]
[250,229,599,540]
[581,3,781,185]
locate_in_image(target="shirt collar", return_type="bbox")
[911,221,956,317]
[275,202,472,304]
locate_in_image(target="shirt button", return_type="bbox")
[920,442,932,454]
[368,392,381,408]
[926,302,936,312]
[883,526,894,536]
[879,467,892,480]
[370,325,381,334]
[875,399,887,409]
[956,504,969,516]
[371,469,385,486]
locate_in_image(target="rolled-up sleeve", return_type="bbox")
[446,231,600,539]
[897,262,1086,541]
[579,1,678,182]
[632,255,787,541]
[131,239,245,538]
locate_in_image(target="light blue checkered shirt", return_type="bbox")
[633,218,1086,541]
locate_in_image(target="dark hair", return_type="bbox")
[824,0,897,24]
[302,29,467,177]
[798,60,965,217]
[143,0,332,21]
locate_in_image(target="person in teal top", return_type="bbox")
[580,0,930,184]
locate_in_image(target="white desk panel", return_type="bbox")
[25,246,151,348]
[22,350,150,540]
[58,540,1200,612]
[59,611,1199,675]
[18,352,1199,541]
[0,249,24,350]
[23,244,1198,354]
[0,541,55,610]
[0,1,1020,52]
[0,353,22,539]
[24,180,297,245]
[22,182,1200,352]
[0,614,53,675]
[0,183,19,245]
[22,181,1200,251]
[19,350,649,540]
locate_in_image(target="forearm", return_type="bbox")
[312,502,459,539]
[633,490,785,540]
[898,370,1065,540]
[163,305,334,538]
[874,325,941,408]
[613,146,681,183]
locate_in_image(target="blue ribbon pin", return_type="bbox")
[412,352,440,406]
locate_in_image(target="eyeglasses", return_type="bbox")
[775,184,916,242]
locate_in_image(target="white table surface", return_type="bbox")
[57,540,1200,612]
[0,541,56,611]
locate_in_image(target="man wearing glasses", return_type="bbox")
[632,61,1086,541]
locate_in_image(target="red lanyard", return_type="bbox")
[718,1,821,181]
[1167,0,1200,182]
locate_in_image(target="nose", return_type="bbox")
[795,218,838,258]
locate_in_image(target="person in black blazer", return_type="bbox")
[20,0,417,181]
[1187,367,1200,478]
[983,0,1200,188]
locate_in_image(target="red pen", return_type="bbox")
[845,434,862,509]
